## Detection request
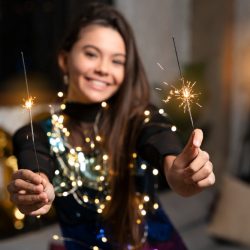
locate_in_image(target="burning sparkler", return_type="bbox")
[163,78,201,128]
[21,51,40,174]
[156,38,201,129]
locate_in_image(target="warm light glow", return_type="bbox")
[153,203,159,209]
[23,96,35,110]
[162,78,202,128]
[57,92,64,98]
[101,102,108,108]
[159,108,164,114]
[106,195,112,201]
[103,154,108,161]
[53,235,60,240]
[60,103,66,110]
[96,135,102,142]
[14,220,24,230]
[171,125,177,132]
[14,208,25,220]
[132,152,137,158]
[101,237,108,243]
[152,169,159,175]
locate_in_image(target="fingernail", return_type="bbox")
[193,139,200,147]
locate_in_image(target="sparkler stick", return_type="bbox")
[172,37,183,79]
[172,36,199,129]
[21,51,40,174]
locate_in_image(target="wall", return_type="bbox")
[115,0,191,103]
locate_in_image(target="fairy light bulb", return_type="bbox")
[101,237,108,243]
[57,92,64,98]
[96,135,102,142]
[53,235,60,240]
[60,103,66,110]
[106,195,112,201]
[132,152,137,158]
[153,203,159,209]
[83,195,89,203]
[171,125,177,132]
[159,108,164,114]
[101,102,107,108]
[152,169,159,175]
[103,154,108,161]
[143,195,150,202]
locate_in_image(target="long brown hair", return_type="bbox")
[59,2,150,248]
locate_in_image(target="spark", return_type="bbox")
[165,36,202,129]
[156,62,165,70]
[163,78,201,128]
[23,96,35,110]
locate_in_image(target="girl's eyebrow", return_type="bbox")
[83,44,126,57]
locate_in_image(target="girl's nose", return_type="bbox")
[95,59,109,76]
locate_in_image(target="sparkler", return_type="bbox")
[21,51,40,174]
[156,38,201,129]
[172,36,202,129]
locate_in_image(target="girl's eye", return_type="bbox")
[112,59,125,65]
[85,51,97,58]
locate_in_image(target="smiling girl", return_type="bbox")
[7,2,215,250]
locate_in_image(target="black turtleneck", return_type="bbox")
[63,102,101,123]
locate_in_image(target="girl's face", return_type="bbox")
[59,24,126,104]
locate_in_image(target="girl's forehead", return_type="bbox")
[75,24,126,54]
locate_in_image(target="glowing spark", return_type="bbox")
[157,62,165,70]
[21,52,40,174]
[163,78,201,128]
[155,87,162,91]
[23,96,35,110]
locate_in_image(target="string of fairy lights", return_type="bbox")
[48,96,173,249]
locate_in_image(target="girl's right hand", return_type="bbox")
[7,169,55,216]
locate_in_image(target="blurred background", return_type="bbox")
[1,0,250,249]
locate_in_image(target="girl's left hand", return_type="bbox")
[164,129,215,196]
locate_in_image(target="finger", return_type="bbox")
[190,161,213,182]
[10,192,48,205]
[18,202,49,215]
[7,179,44,194]
[177,129,203,167]
[12,169,43,185]
[197,172,216,188]
[183,150,210,176]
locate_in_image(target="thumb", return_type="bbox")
[178,129,203,166]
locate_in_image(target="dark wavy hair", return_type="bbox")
[59,2,150,248]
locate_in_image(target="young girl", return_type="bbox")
[7,2,215,250]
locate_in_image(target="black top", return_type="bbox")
[13,102,183,226]
[13,102,182,181]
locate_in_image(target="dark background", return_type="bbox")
[0,0,112,103]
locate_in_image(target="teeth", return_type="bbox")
[91,80,107,86]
